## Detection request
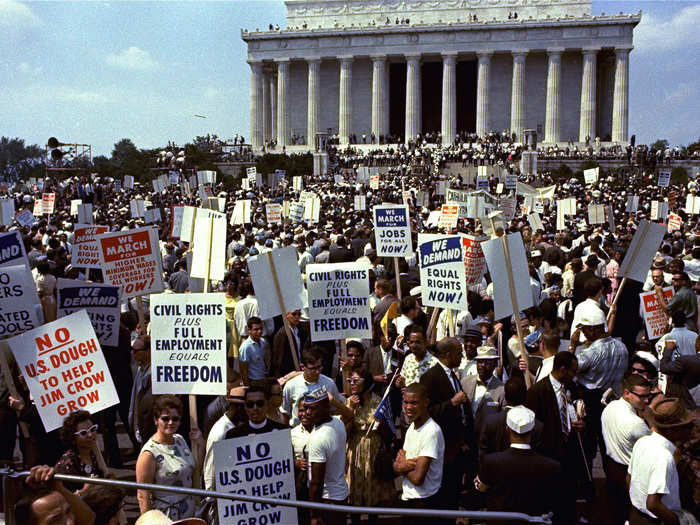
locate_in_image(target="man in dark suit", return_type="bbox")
[526,351,586,524]
[573,255,599,306]
[271,310,308,377]
[476,406,562,524]
[478,377,544,464]
[328,235,354,263]
[371,279,396,345]
[420,338,475,510]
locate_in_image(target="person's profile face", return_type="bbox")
[32,491,74,525]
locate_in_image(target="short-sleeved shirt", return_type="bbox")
[575,336,628,394]
[401,417,445,501]
[400,352,438,386]
[307,417,349,501]
[601,398,650,465]
[238,337,268,380]
[280,373,345,427]
[667,286,698,329]
[628,432,682,518]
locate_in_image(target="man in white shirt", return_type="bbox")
[305,385,348,525]
[655,310,698,357]
[233,279,274,338]
[627,398,695,525]
[393,382,445,524]
[601,374,651,524]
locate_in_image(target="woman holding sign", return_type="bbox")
[136,395,204,520]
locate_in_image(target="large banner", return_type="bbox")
[419,236,468,311]
[307,262,371,341]
[97,227,164,297]
[73,225,109,269]
[150,293,227,395]
[640,287,674,339]
[214,429,296,525]
[373,205,412,257]
[8,310,119,432]
[56,279,120,347]
[0,231,30,272]
[0,265,42,339]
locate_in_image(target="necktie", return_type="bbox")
[450,370,467,425]
[559,389,570,440]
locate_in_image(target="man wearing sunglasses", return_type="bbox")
[601,373,652,524]
[225,387,287,439]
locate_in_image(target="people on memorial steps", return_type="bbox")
[4,129,700,525]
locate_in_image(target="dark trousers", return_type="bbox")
[0,407,17,463]
[605,456,630,525]
[628,506,662,525]
[437,447,466,510]
[320,498,346,525]
[403,493,442,525]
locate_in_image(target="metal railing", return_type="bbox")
[0,469,552,524]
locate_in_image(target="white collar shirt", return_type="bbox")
[601,398,650,465]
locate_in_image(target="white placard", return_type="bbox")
[56,279,120,347]
[617,220,667,283]
[8,310,119,432]
[527,213,544,232]
[626,195,639,213]
[292,176,302,191]
[150,293,226,395]
[247,247,306,320]
[373,205,412,258]
[657,170,671,187]
[588,204,605,224]
[230,200,251,225]
[144,208,162,225]
[640,287,674,340]
[369,175,379,189]
[438,204,459,229]
[42,193,55,214]
[0,199,15,226]
[288,202,305,222]
[15,209,34,228]
[667,213,682,233]
[419,236,467,311]
[307,262,371,341]
[73,225,109,269]
[583,167,599,185]
[303,195,321,223]
[190,215,227,281]
[354,195,366,211]
[123,175,134,189]
[70,199,82,216]
[0,265,42,339]
[77,203,93,224]
[130,199,145,218]
[170,205,184,239]
[266,203,282,224]
[505,173,517,190]
[685,195,700,215]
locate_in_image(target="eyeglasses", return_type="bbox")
[628,390,653,400]
[74,424,98,437]
[246,400,266,408]
[159,415,181,423]
[348,378,364,384]
[290,311,302,317]
[631,366,648,375]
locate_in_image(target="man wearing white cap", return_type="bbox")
[476,406,562,522]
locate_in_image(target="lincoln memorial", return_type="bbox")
[241,0,639,149]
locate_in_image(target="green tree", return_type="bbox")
[651,139,669,150]
[0,137,45,180]
[687,137,700,155]
[671,166,689,185]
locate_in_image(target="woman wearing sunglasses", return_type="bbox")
[54,410,106,493]
[136,395,204,520]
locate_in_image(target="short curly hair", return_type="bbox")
[60,410,94,447]
[152,395,183,420]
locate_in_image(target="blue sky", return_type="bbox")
[1,0,698,155]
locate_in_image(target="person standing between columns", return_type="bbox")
[405,54,422,144]
[307,58,321,149]
[612,46,632,144]
[579,49,598,143]
[475,51,492,138]
[339,56,353,145]
[441,52,457,146]
[371,55,389,145]
[276,59,290,148]
[248,60,264,149]
[510,51,527,143]
[544,49,563,144]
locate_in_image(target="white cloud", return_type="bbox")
[0,0,42,38]
[106,46,158,71]
[635,4,700,53]
[17,62,42,75]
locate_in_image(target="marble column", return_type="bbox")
[276,59,290,147]
[476,51,492,137]
[510,51,527,142]
[262,70,271,143]
[269,75,277,144]
[371,55,389,143]
[248,61,264,149]
[544,48,563,144]
[612,46,631,143]
[339,56,353,145]
[405,53,422,143]
[441,52,457,145]
[579,48,598,143]
[307,58,321,149]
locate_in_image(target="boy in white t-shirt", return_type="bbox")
[305,385,348,525]
[393,382,445,523]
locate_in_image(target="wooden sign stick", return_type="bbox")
[265,252,300,371]
[426,307,441,343]
[0,343,29,438]
[394,257,402,301]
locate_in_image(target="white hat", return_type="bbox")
[475,345,499,360]
[531,250,542,257]
[578,307,606,327]
[506,406,536,434]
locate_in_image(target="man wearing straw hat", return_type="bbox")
[627,397,696,525]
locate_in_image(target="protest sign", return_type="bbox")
[588,204,605,225]
[618,220,667,283]
[505,173,517,190]
[247,247,306,320]
[373,205,412,257]
[33,199,43,216]
[245,167,256,179]
[558,198,577,216]
[170,205,184,239]
[97,227,164,298]
[606,205,615,232]
[152,178,163,193]
[8,310,119,432]
[667,213,682,233]
[476,175,489,191]
[77,203,93,224]
[266,203,282,224]
[73,225,109,269]
[686,195,700,215]
[292,176,303,191]
[495,183,504,195]
[230,200,251,225]
[516,182,556,201]
[556,205,566,231]
[303,195,320,223]
[0,265,42,339]
[307,262,371,341]
[0,199,14,226]
[144,208,162,225]
[168,171,179,185]
[178,206,200,243]
[288,201,305,222]
[57,279,120,347]
[657,169,671,187]
[191,214,227,282]
[354,194,366,211]
[527,213,544,232]
[640,287,674,340]
[158,174,169,190]
[481,232,534,320]
[130,199,145,218]
[625,195,639,213]
[70,199,82,216]
[150,293,226,395]
[0,231,30,272]
[15,209,34,228]
[533,200,544,214]
[446,187,470,218]
[214,429,296,525]
[426,210,441,227]
[369,175,379,189]
[356,166,368,183]
[417,190,430,207]
[651,201,669,221]
[42,193,55,214]
[583,167,599,185]
[436,180,446,196]
[123,175,134,189]
[419,236,467,311]
[113,179,122,192]
[438,205,459,230]
[501,197,516,221]
[462,235,487,285]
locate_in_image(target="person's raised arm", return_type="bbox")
[25,465,96,525]
[135,450,157,514]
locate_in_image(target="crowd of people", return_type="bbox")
[2,131,699,525]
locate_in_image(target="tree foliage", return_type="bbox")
[671,166,689,185]
[0,137,45,180]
